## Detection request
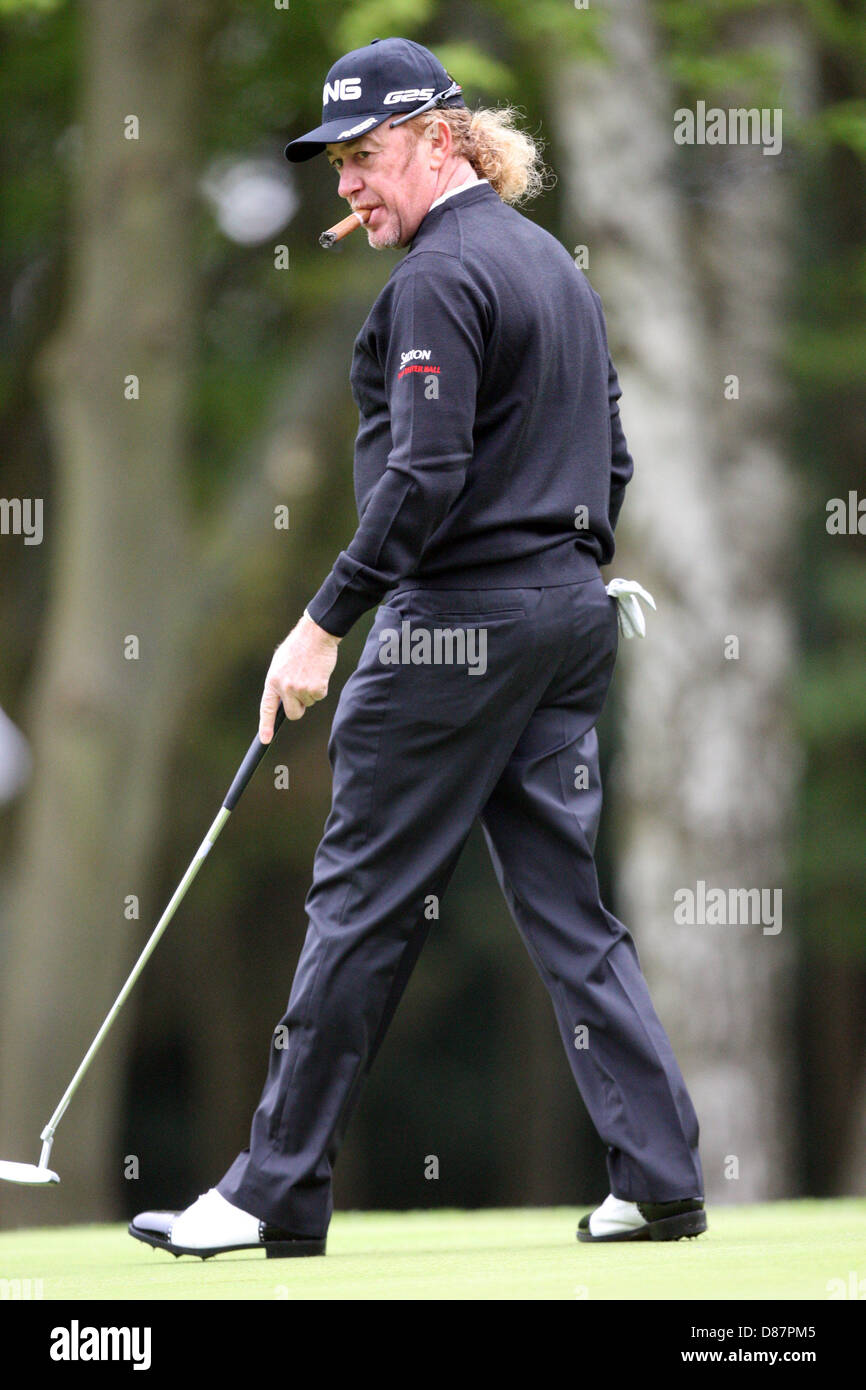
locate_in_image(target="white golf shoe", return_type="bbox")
[129,1187,326,1259]
[577,1192,707,1242]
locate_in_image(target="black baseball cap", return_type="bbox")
[284,37,465,163]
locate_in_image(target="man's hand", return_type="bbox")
[259,611,341,742]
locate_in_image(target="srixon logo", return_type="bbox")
[400,348,432,369]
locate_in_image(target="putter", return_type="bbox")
[0,704,286,1187]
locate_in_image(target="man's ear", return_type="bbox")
[427,116,452,169]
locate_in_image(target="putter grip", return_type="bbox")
[222,704,286,812]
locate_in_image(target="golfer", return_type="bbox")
[130,36,706,1257]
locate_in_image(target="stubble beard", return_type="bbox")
[367,211,404,251]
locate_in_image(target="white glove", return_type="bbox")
[0,706,31,803]
[605,578,657,639]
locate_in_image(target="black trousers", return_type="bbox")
[218,573,704,1237]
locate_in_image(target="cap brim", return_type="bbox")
[284,112,392,163]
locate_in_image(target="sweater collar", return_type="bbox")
[410,181,499,248]
[429,175,489,211]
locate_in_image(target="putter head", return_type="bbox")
[0,1159,60,1186]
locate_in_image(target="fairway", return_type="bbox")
[0,1199,863,1300]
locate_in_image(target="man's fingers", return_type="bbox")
[259,682,286,742]
[260,680,317,740]
[282,692,308,721]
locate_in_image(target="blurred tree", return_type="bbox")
[548,0,809,1200]
[0,0,215,1224]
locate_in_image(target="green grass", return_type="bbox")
[0,1201,863,1300]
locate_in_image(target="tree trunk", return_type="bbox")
[547,0,807,1200]
[0,0,206,1226]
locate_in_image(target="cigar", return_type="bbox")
[319,208,371,250]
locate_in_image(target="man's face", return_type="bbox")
[325,122,436,250]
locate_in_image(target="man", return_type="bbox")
[130,36,706,1259]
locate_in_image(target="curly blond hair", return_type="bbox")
[405,105,553,206]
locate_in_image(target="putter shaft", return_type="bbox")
[34,706,286,1167]
[40,805,231,1153]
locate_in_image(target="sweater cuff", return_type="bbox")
[305,574,374,638]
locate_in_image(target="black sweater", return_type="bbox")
[306,182,633,637]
